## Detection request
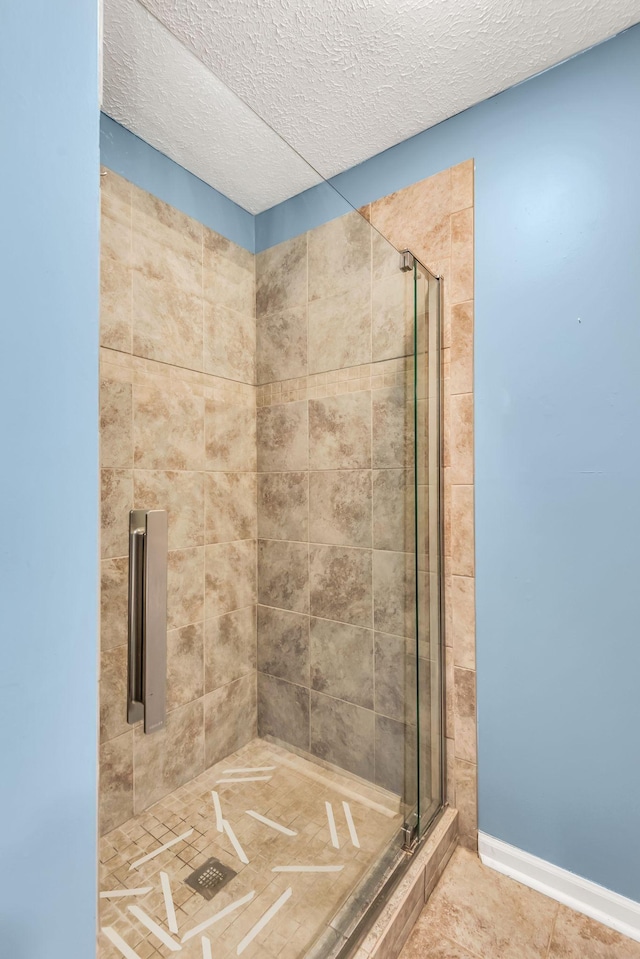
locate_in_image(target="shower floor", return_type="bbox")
[99,739,403,959]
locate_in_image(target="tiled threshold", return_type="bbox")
[347,807,459,959]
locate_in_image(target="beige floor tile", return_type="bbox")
[548,906,640,959]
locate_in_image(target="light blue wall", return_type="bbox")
[101,114,255,252]
[0,2,100,957]
[259,26,640,900]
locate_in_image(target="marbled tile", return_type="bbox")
[450,301,473,395]
[258,539,308,613]
[205,540,256,618]
[204,303,256,384]
[133,380,204,471]
[450,485,474,577]
[372,272,414,362]
[450,208,474,305]
[166,622,204,711]
[372,469,414,552]
[205,396,256,472]
[309,545,372,627]
[309,617,373,709]
[257,306,308,384]
[100,376,133,468]
[412,846,557,959]
[450,159,474,213]
[454,759,477,849]
[101,468,133,559]
[204,472,257,544]
[257,673,310,751]
[256,234,307,316]
[258,605,310,686]
[450,393,473,486]
[205,606,256,691]
[100,646,129,743]
[308,286,371,373]
[309,392,372,470]
[203,227,255,317]
[204,674,257,767]
[370,169,452,266]
[133,699,205,812]
[307,210,371,301]
[453,667,476,764]
[548,906,640,959]
[167,546,205,629]
[372,228,403,281]
[374,632,415,722]
[309,691,374,780]
[257,400,308,471]
[99,731,133,835]
[373,550,415,637]
[375,714,413,795]
[451,575,475,670]
[257,472,308,542]
[401,932,478,959]
[131,180,202,254]
[309,470,372,548]
[132,274,203,373]
[100,181,132,353]
[101,557,128,650]
[372,386,412,469]
[134,469,204,550]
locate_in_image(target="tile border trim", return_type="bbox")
[478,831,640,944]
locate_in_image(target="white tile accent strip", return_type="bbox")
[102,926,142,959]
[342,801,360,849]
[325,801,339,849]
[161,871,179,935]
[128,905,182,951]
[129,829,194,870]
[236,887,293,955]
[479,831,640,945]
[224,767,276,774]
[246,810,297,836]
[211,790,224,832]
[272,865,344,873]
[277,752,397,819]
[216,777,272,784]
[223,819,250,864]
[202,937,212,959]
[100,887,153,898]
[181,891,256,943]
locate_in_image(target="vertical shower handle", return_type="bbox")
[127,509,168,734]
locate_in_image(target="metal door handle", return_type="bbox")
[127,509,168,734]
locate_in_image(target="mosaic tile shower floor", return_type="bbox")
[99,739,403,959]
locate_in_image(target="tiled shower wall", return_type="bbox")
[99,169,258,835]
[254,215,419,797]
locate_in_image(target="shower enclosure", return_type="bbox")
[98,11,443,957]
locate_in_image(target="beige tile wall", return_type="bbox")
[254,217,421,801]
[99,168,258,835]
[367,161,477,850]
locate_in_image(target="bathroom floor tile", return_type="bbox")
[99,739,402,959]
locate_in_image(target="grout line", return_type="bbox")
[129,829,193,869]
[236,887,293,955]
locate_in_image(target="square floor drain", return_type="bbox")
[185,858,237,901]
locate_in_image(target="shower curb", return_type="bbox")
[352,807,459,959]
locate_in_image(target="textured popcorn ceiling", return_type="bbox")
[103,0,640,213]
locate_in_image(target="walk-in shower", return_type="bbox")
[98,6,444,958]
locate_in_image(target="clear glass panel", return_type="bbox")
[414,263,444,832]
[98,6,442,958]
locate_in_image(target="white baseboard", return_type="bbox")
[478,831,640,944]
